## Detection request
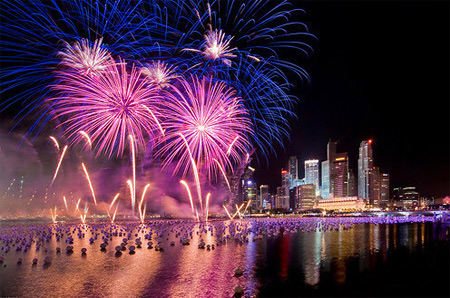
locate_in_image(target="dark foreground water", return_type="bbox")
[0,218,449,298]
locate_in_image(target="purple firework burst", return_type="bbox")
[50,58,163,158]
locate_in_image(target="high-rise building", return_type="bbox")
[368,166,381,207]
[305,159,319,188]
[276,186,286,209]
[380,173,390,208]
[321,160,330,199]
[321,140,337,199]
[393,186,419,210]
[259,185,269,210]
[347,169,357,197]
[358,140,374,200]
[288,156,299,180]
[297,184,316,210]
[331,153,349,198]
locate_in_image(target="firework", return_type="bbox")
[81,163,97,205]
[140,61,179,88]
[139,184,150,224]
[183,29,236,66]
[50,206,57,223]
[63,196,68,213]
[129,135,136,212]
[49,136,60,151]
[205,192,211,221]
[50,58,162,158]
[1,0,160,139]
[223,205,233,220]
[58,38,111,76]
[156,76,252,179]
[180,180,195,217]
[127,180,135,213]
[51,145,68,186]
[78,131,92,148]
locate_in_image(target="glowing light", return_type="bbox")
[78,131,92,148]
[139,184,150,224]
[205,192,211,222]
[49,136,60,151]
[50,58,161,158]
[140,61,179,88]
[81,163,97,205]
[129,135,136,213]
[51,145,68,186]
[180,180,195,217]
[59,38,111,76]
[156,76,252,180]
[63,196,68,213]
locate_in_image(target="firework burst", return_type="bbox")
[50,58,163,157]
[140,61,179,88]
[156,75,252,179]
[58,38,112,76]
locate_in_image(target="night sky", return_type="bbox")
[254,1,449,197]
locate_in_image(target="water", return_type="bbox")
[0,218,448,297]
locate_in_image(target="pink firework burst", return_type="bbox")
[50,58,163,158]
[58,38,112,76]
[156,75,253,179]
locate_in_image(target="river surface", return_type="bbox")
[0,218,449,297]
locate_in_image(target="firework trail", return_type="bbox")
[213,158,231,192]
[81,163,97,205]
[180,180,195,217]
[205,192,211,221]
[51,145,68,186]
[50,59,162,158]
[129,135,136,213]
[139,184,150,224]
[112,202,119,223]
[78,131,92,148]
[49,136,60,151]
[63,196,68,213]
[50,206,57,223]
[127,180,135,213]
[223,205,233,220]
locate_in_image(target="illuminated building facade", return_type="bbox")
[321,160,330,199]
[297,184,316,210]
[315,197,366,211]
[289,156,298,180]
[305,159,319,189]
[330,153,348,198]
[358,139,374,199]
[393,186,420,210]
[380,173,390,208]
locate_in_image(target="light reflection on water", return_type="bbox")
[0,220,448,297]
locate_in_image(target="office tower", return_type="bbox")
[358,140,374,199]
[259,185,269,210]
[305,159,319,188]
[237,165,255,206]
[321,140,337,199]
[321,160,330,199]
[297,184,316,210]
[331,153,349,198]
[347,169,357,197]
[276,186,285,209]
[245,180,257,212]
[368,167,381,207]
[380,173,390,208]
[393,186,419,209]
[288,156,299,180]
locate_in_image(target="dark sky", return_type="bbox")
[254,1,449,197]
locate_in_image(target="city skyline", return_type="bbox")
[253,1,449,197]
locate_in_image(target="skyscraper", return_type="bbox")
[305,159,319,188]
[347,169,357,197]
[380,173,390,208]
[330,153,348,197]
[321,140,337,199]
[259,185,269,210]
[288,156,298,180]
[358,140,374,199]
[321,160,330,199]
[368,166,381,207]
